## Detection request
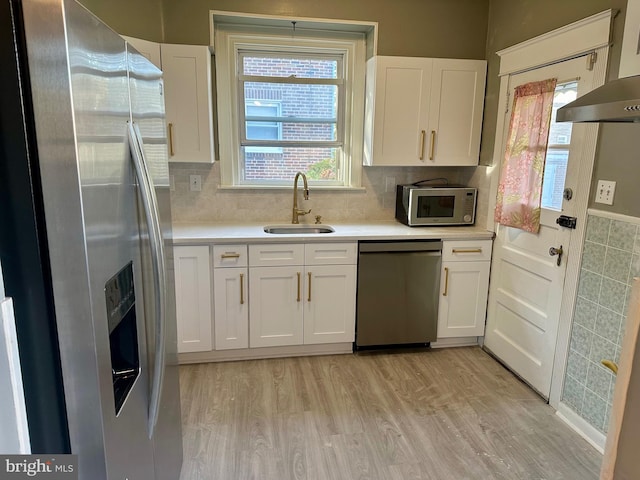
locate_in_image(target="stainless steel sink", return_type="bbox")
[263,224,335,234]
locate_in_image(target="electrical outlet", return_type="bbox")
[189,174,202,192]
[595,180,616,205]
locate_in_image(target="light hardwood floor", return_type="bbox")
[179,347,601,479]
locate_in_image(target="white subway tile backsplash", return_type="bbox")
[168,163,491,224]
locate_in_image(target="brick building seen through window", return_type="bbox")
[241,54,342,182]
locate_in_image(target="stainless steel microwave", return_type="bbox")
[395,185,477,226]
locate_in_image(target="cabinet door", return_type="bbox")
[161,44,214,164]
[364,56,432,166]
[428,59,486,166]
[620,0,640,78]
[213,267,248,350]
[303,265,357,344]
[438,261,490,338]
[249,266,303,347]
[122,36,161,69]
[173,246,212,353]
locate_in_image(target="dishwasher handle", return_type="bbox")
[359,241,442,253]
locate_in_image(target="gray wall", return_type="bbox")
[78,0,640,217]
[78,0,164,42]
[160,0,489,59]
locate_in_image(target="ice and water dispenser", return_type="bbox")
[105,262,140,415]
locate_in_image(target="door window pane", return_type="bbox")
[541,82,577,210]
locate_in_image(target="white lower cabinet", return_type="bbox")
[245,242,357,349]
[303,265,356,344]
[213,267,248,350]
[173,245,212,353]
[249,266,304,348]
[175,239,492,356]
[212,245,248,350]
[437,240,492,338]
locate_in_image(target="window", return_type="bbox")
[541,81,577,210]
[215,23,366,188]
[244,99,282,153]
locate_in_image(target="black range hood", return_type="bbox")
[557,75,640,123]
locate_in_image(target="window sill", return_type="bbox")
[217,184,366,192]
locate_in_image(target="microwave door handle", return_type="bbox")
[127,122,167,438]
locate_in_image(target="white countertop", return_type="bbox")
[172,221,494,244]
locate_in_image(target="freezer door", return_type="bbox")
[21,0,157,478]
[127,44,183,479]
[64,2,157,478]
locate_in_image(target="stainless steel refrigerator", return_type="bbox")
[0,0,183,478]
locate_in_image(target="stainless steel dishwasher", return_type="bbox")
[356,240,442,348]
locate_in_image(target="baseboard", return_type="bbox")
[178,342,353,364]
[430,337,479,348]
[556,402,606,454]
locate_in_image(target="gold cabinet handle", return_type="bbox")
[220,252,241,259]
[239,273,244,305]
[451,248,482,254]
[443,267,449,296]
[307,272,312,302]
[297,272,301,302]
[419,130,426,160]
[601,359,618,375]
[168,122,175,157]
[429,130,436,160]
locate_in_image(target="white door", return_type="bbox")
[485,56,594,398]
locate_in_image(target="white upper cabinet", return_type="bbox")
[620,0,640,78]
[364,56,432,167]
[428,59,486,166]
[120,38,216,164]
[161,44,215,164]
[122,35,161,69]
[364,56,486,167]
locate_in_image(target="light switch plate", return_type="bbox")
[595,180,616,205]
[189,174,202,192]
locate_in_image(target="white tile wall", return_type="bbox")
[562,212,640,433]
[169,163,489,224]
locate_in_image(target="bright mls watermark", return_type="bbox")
[0,456,77,479]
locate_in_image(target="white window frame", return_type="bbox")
[215,24,366,189]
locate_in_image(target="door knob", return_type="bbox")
[549,245,563,266]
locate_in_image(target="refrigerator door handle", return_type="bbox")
[127,122,167,438]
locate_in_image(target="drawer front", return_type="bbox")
[305,243,357,265]
[249,244,304,266]
[442,240,492,262]
[213,244,248,268]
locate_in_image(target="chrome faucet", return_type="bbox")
[292,172,311,224]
